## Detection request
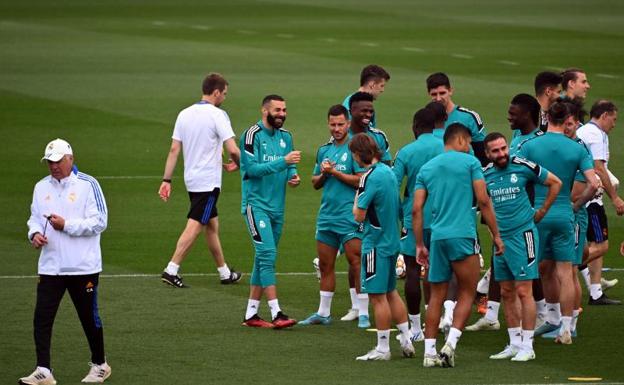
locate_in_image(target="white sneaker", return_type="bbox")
[439,343,455,367]
[439,317,451,335]
[411,330,424,342]
[555,330,572,345]
[489,345,518,360]
[312,257,321,281]
[340,308,359,321]
[423,354,443,367]
[399,336,415,358]
[535,313,545,330]
[465,316,500,331]
[81,362,111,383]
[601,277,618,291]
[356,348,391,361]
[511,349,536,362]
[18,368,57,385]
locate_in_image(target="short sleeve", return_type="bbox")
[214,109,236,142]
[414,170,426,191]
[356,172,377,210]
[470,158,484,181]
[313,146,325,176]
[172,111,184,141]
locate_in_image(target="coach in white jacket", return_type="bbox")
[20,139,111,385]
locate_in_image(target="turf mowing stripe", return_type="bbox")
[401,47,425,52]
[499,60,519,66]
[451,53,474,59]
[596,73,619,79]
[0,272,348,279]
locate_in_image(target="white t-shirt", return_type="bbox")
[172,102,235,192]
[578,121,609,205]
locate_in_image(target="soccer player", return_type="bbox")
[342,64,390,128]
[351,133,414,361]
[414,123,504,367]
[299,105,365,326]
[240,94,301,329]
[561,68,591,101]
[425,72,488,165]
[534,71,563,132]
[393,107,444,341]
[159,73,242,288]
[483,132,562,362]
[518,101,599,344]
[427,101,448,140]
[577,100,623,305]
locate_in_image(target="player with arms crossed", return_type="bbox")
[299,105,365,326]
[413,123,504,368]
[351,133,415,361]
[483,132,561,362]
[240,94,301,329]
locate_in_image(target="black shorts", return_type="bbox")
[586,202,608,243]
[188,189,220,224]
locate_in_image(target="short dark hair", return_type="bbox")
[348,91,374,108]
[590,99,618,119]
[202,73,228,95]
[484,132,507,148]
[561,97,587,123]
[547,101,572,125]
[443,123,471,144]
[327,104,349,120]
[425,101,447,127]
[360,65,390,86]
[412,108,436,138]
[262,94,285,106]
[511,93,541,126]
[561,68,585,90]
[534,71,562,96]
[349,133,381,164]
[426,72,451,91]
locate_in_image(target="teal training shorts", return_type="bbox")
[536,217,575,262]
[428,237,480,283]
[360,249,397,294]
[316,220,361,249]
[400,227,431,257]
[494,226,539,281]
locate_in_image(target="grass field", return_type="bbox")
[1,0,624,383]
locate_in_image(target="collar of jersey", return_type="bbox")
[257,120,277,136]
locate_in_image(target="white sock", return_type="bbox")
[37,367,52,376]
[424,304,429,311]
[376,330,390,353]
[443,300,455,323]
[485,301,500,322]
[317,291,333,317]
[268,299,281,319]
[397,321,410,341]
[536,299,547,318]
[521,329,534,350]
[546,302,561,325]
[477,268,491,294]
[357,293,369,317]
[580,267,591,290]
[560,316,572,334]
[425,338,437,355]
[409,313,422,335]
[590,283,603,300]
[349,288,358,310]
[217,264,231,280]
[508,327,522,349]
[165,262,179,276]
[446,327,462,350]
[245,299,260,320]
[571,309,580,332]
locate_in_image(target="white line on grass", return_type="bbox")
[0,272,343,279]
[499,60,519,66]
[597,73,619,79]
[451,53,473,59]
[401,47,425,52]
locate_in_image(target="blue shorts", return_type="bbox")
[494,226,539,281]
[428,237,480,283]
[361,249,397,294]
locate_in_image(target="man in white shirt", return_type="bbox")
[159,73,242,288]
[577,100,622,305]
[21,139,111,385]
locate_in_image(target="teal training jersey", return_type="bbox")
[518,132,593,222]
[510,128,541,156]
[433,128,445,139]
[392,133,444,229]
[313,137,365,227]
[483,156,549,235]
[445,105,486,142]
[240,120,297,214]
[356,162,400,257]
[342,92,377,128]
[348,127,392,162]
[415,150,484,241]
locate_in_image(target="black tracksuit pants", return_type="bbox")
[34,273,105,368]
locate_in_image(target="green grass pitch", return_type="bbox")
[1,0,624,383]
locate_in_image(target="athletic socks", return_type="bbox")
[37,367,52,377]
[446,327,462,350]
[245,299,260,320]
[546,302,561,325]
[317,291,334,317]
[521,329,534,350]
[165,262,179,276]
[268,299,281,320]
[425,338,437,356]
[357,293,369,317]
[397,321,410,341]
[536,299,547,319]
[571,309,580,333]
[508,327,522,349]
[590,283,603,300]
[580,266,591,290]
[409,313,422,335]
[376,330,390,353]
[443,300,455,323]
[560,316,572,334]
[349,288,358,311]
[485,301,500,322]
[476,268,491,295]
[217,264,231,280]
